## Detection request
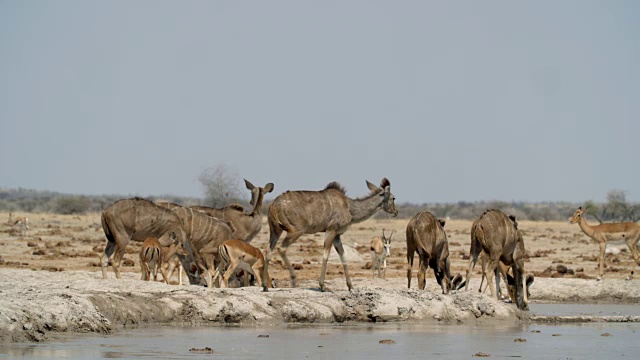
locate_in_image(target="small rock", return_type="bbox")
[32,249,46,256]
[122,259,135,267]
[257,334,269,338]
[292,263,303,270]
[379,339,396,344]
[363,262,372,270]
[552,334,561,336]
[189,347,214,354]
[513,338,526,343]
[473,352,490,357]
[556,264,568,274]
[23,323,33,331]
[530,330,541,333]
[27,242,38,247]
[601,333,612,337]
[576,267,584,272]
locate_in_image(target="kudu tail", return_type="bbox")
[101,212,116,244]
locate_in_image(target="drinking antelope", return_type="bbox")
[406,212,464,294]
[212,239,273,288]
[370,229,393,279]
[570,206,640,280]
[465,209,529,310]
[264,178,398,292]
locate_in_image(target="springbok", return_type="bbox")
[156,202,234,287]
[465,209,529,310]
[263,178,398,292]
[13,216,29,237]
[100,198,188,281]
[570,206,640,280]
[406,212,464,294]
[211,239,273,288]
[190,179,274,243]
[370,229,394,279]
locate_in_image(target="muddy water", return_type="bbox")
[2,305,639,359]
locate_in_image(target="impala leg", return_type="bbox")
[332,235,353,291]
[251,263,263,288]
[319,231,338,292]
[371,251,376,278]
[625,236,640,280]
[223,263,240,288]
[597,241,606,281]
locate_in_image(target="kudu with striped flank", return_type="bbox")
[570,206,640,280]
[156,202,234,287]
[264,178,398,292]
[190,179,274,243]
[406,212,464,294]
[465,209,529,310]
[100,198,187,280]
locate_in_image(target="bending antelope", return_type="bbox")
[14,216,29,237]
[465,209,529,310]
[570,206,640,280]
[371,229,394,279]
[212,239,272,288]
[139,237,166,282]
[264,178,398,292]
[406,212,464,294]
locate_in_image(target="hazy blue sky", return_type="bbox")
[1,1,639,203]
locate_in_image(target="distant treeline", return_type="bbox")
[1,188,638,223]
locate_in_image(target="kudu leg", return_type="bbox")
[406,249,415,289]
[485,258,500,300]
[111,242,128,280]
[465,255,477,292]
[331,235,353,291]
[101,241,117,279]
[418,257,427,290]
[319,232,338,292]
[277,233,303,288]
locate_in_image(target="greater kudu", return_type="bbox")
[156,202,234,287]
[100,198,187,280]
[406,212,464,294]
[465,209,529,310]
[190,179,274,243]
[263,178,398,292]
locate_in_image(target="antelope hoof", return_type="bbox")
[596,277,603,281]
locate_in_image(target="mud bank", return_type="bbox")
[1,269,639,343]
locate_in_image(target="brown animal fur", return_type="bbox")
[190,179,274,243]
[156,202,234,287]
[465,209,529,310]
[212,239,272,288]
[406,212,464,294]
[264,178,398,292]
[100,198,187,280]
[570,206,640,280]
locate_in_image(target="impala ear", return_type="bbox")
[244,179,255,190]
[366,180,381,193]
[263,183,274,193]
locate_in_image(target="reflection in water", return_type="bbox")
[2,305,639,360]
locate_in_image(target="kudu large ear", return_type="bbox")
[438,219,446,228]
[366,180,381,193]
[244,179,255,190]
[263,183,274,193]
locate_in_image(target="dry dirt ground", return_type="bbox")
[1,211,639,343]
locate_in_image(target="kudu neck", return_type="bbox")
[249,192,264,217]
[348,194,383,223]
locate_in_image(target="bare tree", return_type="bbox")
[198,163,244,208]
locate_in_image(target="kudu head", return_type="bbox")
[245,179,275,214]
[381,229,394,257]
[366,178,398,217]
[506,272,534,306]
[434,219,465,294]
[569,206,588,224]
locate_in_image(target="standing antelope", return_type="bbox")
[570,206,640,280]
[406,212,464,294]
[264,178,398,292]
[14,216,29,237]
[371,229,394,279]
[465,209,529,310]
[100,198,188,281]
[191,180,274,243]
[212,239,273,288]
[156,202,234,288]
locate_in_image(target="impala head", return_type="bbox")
[381,229,394,257]
[569,206,588,224]
[366,178,398,217]
[245,179,274,209]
